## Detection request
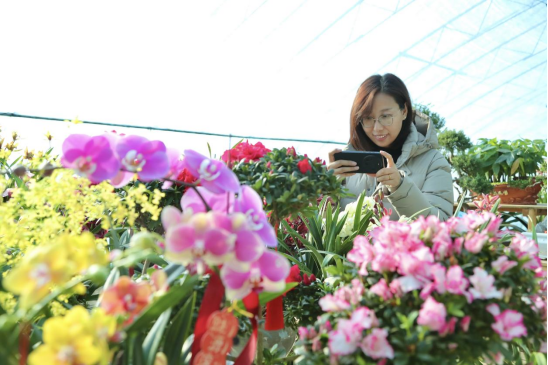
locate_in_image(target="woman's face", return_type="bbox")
[361,93,407,148]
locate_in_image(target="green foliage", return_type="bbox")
[277,193,378,280]
[437,129,472,163]
[414,103,446,131]
[232,147,346,222]
[458,175,494,195]
[466,138,546,183]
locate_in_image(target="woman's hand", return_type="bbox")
[376,151,401,191]
[327,148,359,177]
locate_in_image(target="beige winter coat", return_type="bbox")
[341,113,454,221]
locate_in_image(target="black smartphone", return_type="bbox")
[333,151,386,174]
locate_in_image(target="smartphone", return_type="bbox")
[333,151,386,174]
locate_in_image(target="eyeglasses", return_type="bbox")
[359,114,394,129]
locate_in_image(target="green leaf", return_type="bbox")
[143,308,172,365]
[532,352,547,365]
[207,142,212,158]
[126,275,198,333]
[125,333,146,365]
[164,293,196,365]
[302,242,327,279]
[258,282,298,305]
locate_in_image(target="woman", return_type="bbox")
[327,73,454,221]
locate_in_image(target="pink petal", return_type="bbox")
[221,266,250,290]
[161,206,183,230]
[138,150,170,181]
[204,229,234,256]
[166,225,196,252]
[116,135,149,158]
[258,251,289,282]
[235,230,265,263]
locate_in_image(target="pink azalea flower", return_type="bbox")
[439,317,457,337]
[484,352,504,365]
[462,211,502,234]
[511,233,541,272]
[182,149,240,194]
[460,316,471,332]
[116,135,170,182]
[389,279,404,298]
[347,236,375,276]
[491,309,528,341]
[360,328,394,360]
[371,252,398,273]
[319,295,351,312]
[328,307,378,356]
[370,279,393,301]
[491,256,518,274]
[417,297,447,332]
[469,267,503,300]
[464,232,489,254]
[321,280,364,312]
[220,250,290,300]
[445,266,469,295]
[61,134,121,183]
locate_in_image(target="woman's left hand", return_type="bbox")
[376,151,401,192]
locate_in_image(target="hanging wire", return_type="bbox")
[0,112,347,145]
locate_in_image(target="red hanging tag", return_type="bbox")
[194,309,239,365]
[191,271,225,364]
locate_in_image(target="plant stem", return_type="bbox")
[257,306,264,365]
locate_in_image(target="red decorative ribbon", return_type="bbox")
[234,292,259,365]
[191,270,224,365]
[265,297,284,330]
[264,219,285,331]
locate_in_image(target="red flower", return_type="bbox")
[221,140,271,166]
[286,146,297,157]
[175,168,199,193]
[297,158,312,174]
[313,157,326,166]
[286,265,302,284]
[302,273,316,286]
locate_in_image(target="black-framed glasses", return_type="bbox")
[360,114,394,129]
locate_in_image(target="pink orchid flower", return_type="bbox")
[164,211,235,272]
[182,149,240,194]
[182,186,277,247]
[220,250,290,301]
[113,135,170,185]
[61,134,120,183]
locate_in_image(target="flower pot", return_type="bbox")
[473,182,543,205]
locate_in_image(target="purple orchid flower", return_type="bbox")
[61,134,120,183]
[114,135,170,184]
[220,250,290,300]
[182,150,240,194]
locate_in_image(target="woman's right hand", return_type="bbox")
[327,148,359,177]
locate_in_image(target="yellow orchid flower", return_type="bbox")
[28,306,102,365]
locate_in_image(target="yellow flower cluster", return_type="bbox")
[3,232,107,309]
[28,306,116,365]
[0,169,163,268]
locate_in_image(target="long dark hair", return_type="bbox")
[349,73,414,163]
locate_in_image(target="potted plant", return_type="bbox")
[453,138,546,204]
